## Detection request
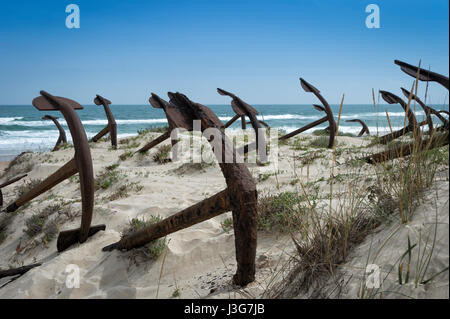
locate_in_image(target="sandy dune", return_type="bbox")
[0,130,448,299]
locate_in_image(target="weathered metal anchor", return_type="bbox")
[4,91,105,252]
[400,88,448,133]
[363,60,449,164]
[217,88,267,159]
[0,174,27,207]
[136,94,184,154]
[90,95,117,149]
[395,60,449,90]
[279,78,337,148]
[42,115,67,151]
[345,119,370,137]
[364,131,449,164]
[103,92,258,286]
[220,89,268,130]
[377,90,420,144]
[396,60,449,132]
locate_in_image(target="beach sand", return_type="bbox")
[0,131,448,299]
[0,162,9,174]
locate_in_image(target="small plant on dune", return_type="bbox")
[23,203,61,238]
[95,164,121,190]
[61,143,74,150]
[119,136,135,145]
[121,140,140,150]
[309,136,330,149]
[286,208,380,297]
[295,150,325,165]
[42,220,58,245]
[123,216,167,259]
[290,138,309,151]
[338,132,355,137]
[257,191,311,233]
[312,129,354,137]
[14,179,43,198]
[374,132,446,223]
[24,212,48,237]
[99,135,111,142]
[119,151,133,161]
[277,129,287,139]
[69,175,79,183]
[172,288,181,298]
[312,129,330,136]
[221,217,233,233]
[138,126,169,135]
[258,172,275,182]
[107,182,143,201]
[153,145,172,164]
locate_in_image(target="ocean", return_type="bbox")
[0,103,446,161]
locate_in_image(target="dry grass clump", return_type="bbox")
[153,145,172,164]
[309,136,331,148]
[221,217,233,233]
[373,132,447,223]
[23,204,61,238]
[287,210,380,297]
[257,191,310,233]
[138,126,169,135]
[107,182,143,201]
[119,151,133,161]
[123,216,167,262]
[94,164,121,190]
[270,105,447,298]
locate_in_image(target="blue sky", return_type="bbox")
[0,0,448,105]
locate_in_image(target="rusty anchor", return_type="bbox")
[345,119,370,137]
[395,60,449,90]
[217,88,267,159]
[103,92,258,286]
[90,95,117,149]
[364,131,449,164]
[396,60,449,132]
[4,91,105,252]
[0,174,27,207]
[220,89,269,131]
[364,60,449,164]
[279,78,337,148]
[135,101,181,154]
[42,115,67,151]
[400,88,448,133]
[377,90,420,144]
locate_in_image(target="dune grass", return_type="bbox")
[267,87,448,298]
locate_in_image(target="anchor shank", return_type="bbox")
[138,131,171,153]
[6,159,77,212]
[103,189,231,251]
[279,116,328,140]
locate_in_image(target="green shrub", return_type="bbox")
[257,192,309,233]
[124,216,167,259]
[95,164,121,190]
[153,145,172,164]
